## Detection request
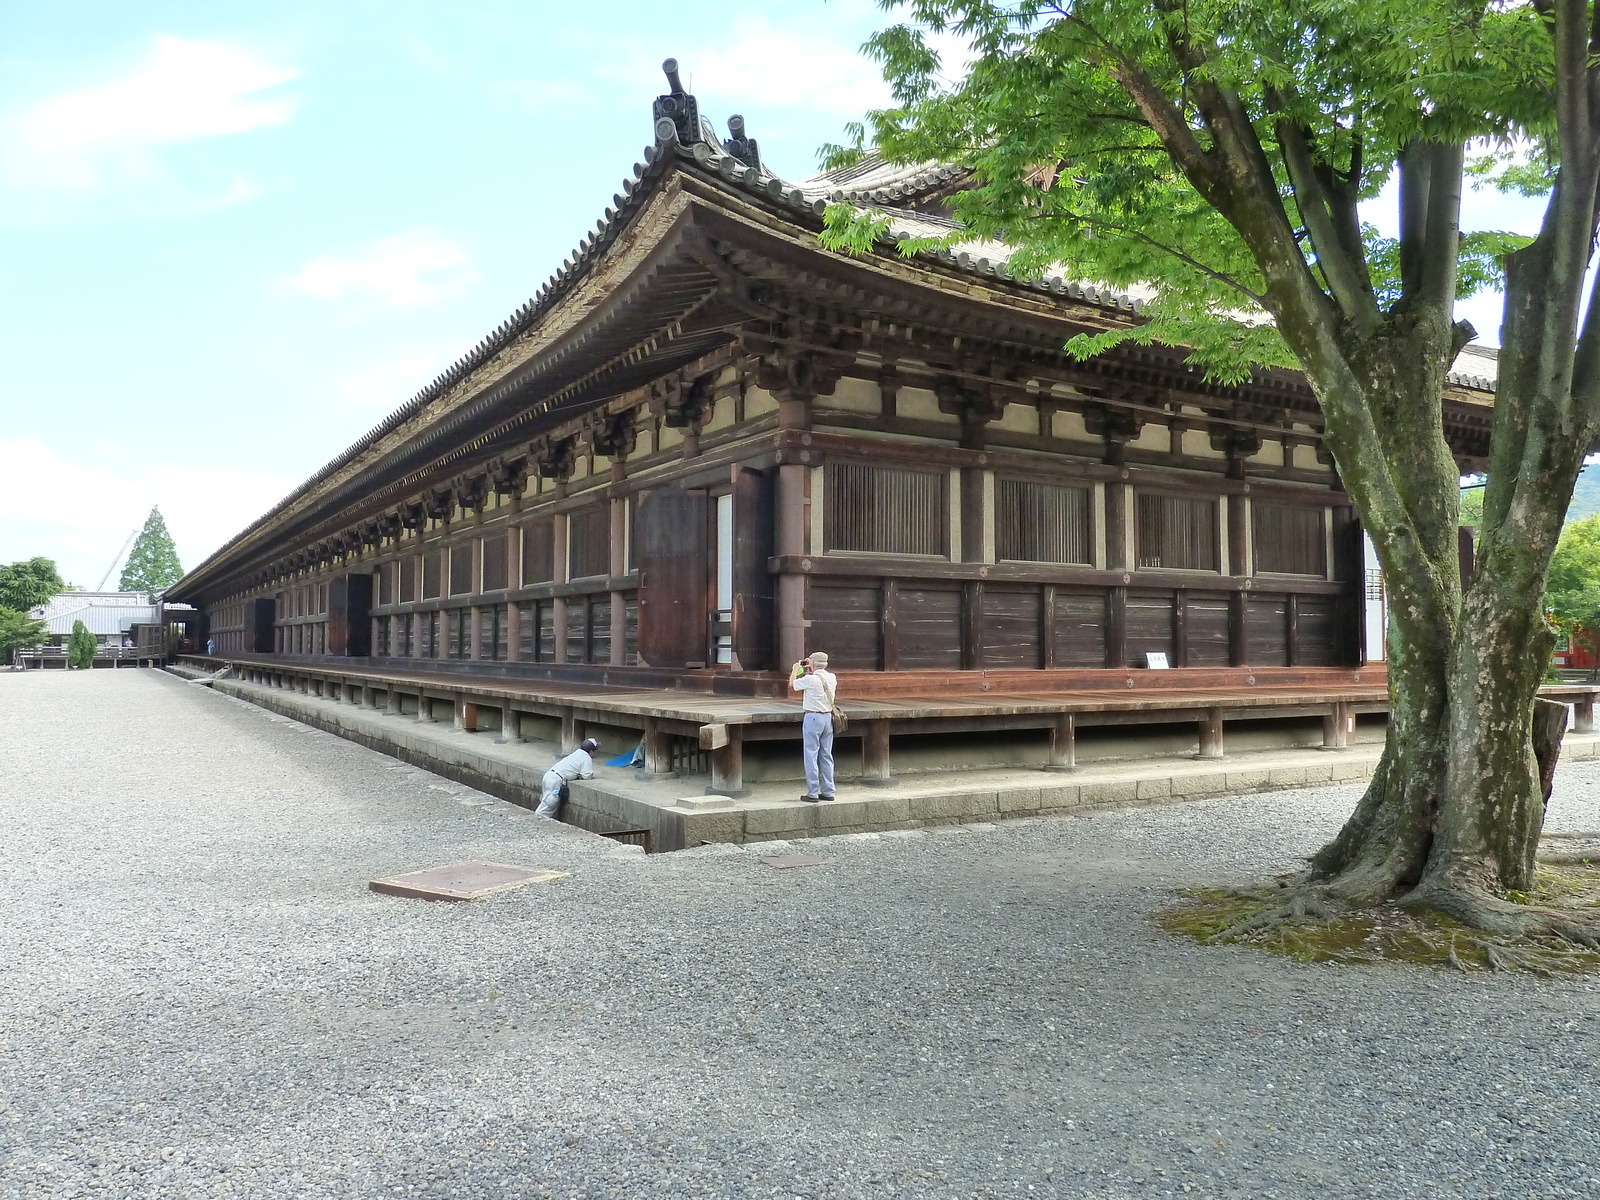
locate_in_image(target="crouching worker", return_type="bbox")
[537,737,601,817]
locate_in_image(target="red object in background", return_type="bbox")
[1555,628,1600,669]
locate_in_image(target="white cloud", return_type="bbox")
[331,340,477,412]
[0,438,296,589]
[286,231,479,309]
[3,36,298,198]
[606,16,895,123]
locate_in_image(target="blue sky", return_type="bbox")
[0,2,1547,587]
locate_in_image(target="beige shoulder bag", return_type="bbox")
[825,673,848,734]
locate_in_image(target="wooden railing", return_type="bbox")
[11,646,161,668]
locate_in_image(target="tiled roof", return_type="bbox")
[38,602,159,637]
[171,57,1501,598]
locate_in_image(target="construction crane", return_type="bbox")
[96,528,138,591]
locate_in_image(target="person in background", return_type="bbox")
[791,652,837,802]
[206,637,215,656]
[537,737,601,817]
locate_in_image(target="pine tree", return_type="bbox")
[67,619,97,669]
[118,507,184,594]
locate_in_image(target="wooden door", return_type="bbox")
[250,598,276,654]
[636,487,709,668]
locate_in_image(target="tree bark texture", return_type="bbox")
[1118,16,1600,923]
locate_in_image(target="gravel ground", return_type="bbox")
[3,668,1600,1200]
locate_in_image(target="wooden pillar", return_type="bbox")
[1045,712,1077,772]
[1229,489,1249,578]
[610,494,628,666]
[776,463,808,666]
[861,719,895,786]
[1105,481,1128,569]
[881,580,899,672]
[469,605,483,660]
[1286,594,1300,668]
[1196,707,1225,759]
[1040,584,1057,670]
[552,511,569,664]
[1105,587,1128,669]
[707,728,748,797]
[1576,695,1596,734]
[961,581,984,671]
[506,600,520,662]
[1173,588,1189,667]
[1229,591,1249,667]
[1322,702,1351,749]
[560,707,579,753]
[642,717,675,779]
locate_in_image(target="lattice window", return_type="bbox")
[996,479,1091,564]
[522,521,555,585]
[449,545,473,596]
[1135,493,1218,571]
[1253,503,1327,576]
[480,533,508,592]
[825,462,947,556]
[569,506,611,579]
[422,553,441,600]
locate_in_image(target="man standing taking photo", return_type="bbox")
[791,652,837,803]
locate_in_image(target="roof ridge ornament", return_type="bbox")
[724,114,761,172]
[653,57,701,146]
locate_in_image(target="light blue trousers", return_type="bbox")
[536,770,565,817]
[802,712,835,797]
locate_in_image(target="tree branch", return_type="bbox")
[1275,114,1382,327]
[1418,140,1466,313]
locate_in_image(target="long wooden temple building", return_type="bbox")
[168,60,1506,797]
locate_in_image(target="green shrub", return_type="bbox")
[67,620,97,669]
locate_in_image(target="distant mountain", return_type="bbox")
[1570,464,1600,523]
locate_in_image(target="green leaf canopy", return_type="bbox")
[119,507,184,595]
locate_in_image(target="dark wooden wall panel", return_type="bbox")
[1125,589,1175,665]
[809,581,882,669]
[1183,592,1231,667]
[1246,594,1289,666]
[1293,595,1340,666]
[897,584,963,669]
[980,584,1041,669]
[636,488,709,668]
[1053,589,1106,668]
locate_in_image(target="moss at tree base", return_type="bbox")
[1157,864,1600,974]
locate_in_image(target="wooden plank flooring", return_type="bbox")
[207,654,1598,732]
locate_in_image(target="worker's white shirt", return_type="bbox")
[792,669,837,713]
[546,748,595,784]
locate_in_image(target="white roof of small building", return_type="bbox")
[34,592,159,636]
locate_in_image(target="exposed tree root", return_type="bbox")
[1157,862,1600,975]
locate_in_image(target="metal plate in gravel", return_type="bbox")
[760,854,829,869]
[369,861,569,900]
